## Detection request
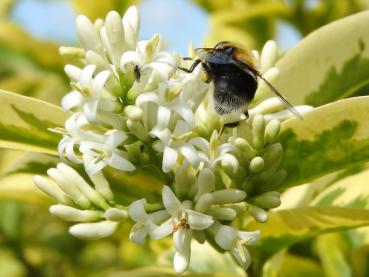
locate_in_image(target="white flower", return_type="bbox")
[80,130,136,175]
[58,112,104,164]
[155,186,214,274]
[120,34,177,92]
[128,198,170,245]
[214,224,260,269]
[61,64,120,125]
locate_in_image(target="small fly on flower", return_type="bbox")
[178,41,302,129]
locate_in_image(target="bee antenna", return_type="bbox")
[256,72,303,120]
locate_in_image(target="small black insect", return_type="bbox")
[134,65,141,82]
[178,41,302,128]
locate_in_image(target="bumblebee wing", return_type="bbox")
[232,46,257,68]
[256,72,303,120]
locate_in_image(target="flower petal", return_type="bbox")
[105,130,127,148]
[128,198,149,223]
[162,146,178,173]
[150,218,175,239]
[109,152,136,172]
[231,245,251,270]
[92,70,111,96]
[162,186,182,217]
[120,51,142,72]
[214,225,238,250]
[179,145,200,168]
[173,229,192,274]
[135,92,160,106]
[129,223,149,245]
[156,106,171,129]
[61,91,83,111]
[79,64,96,87]
[83,100,99,124]
[172,103,195,127]
[186,210,214,230]
[238,230,260,245]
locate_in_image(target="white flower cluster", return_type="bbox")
[34,6,313,274]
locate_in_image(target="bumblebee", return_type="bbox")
[178,41,302,128]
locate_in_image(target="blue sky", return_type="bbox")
[10,0,300,55]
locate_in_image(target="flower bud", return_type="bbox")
[104,11,126,67]
[234,138,256,158]
[252,191,281,209]
[50,204,103,222]
[69,221,120,240]
[194,169,215,201]
[88,171,114,201]
[47,168,91,209]
[211,189,246,204]
[104,208,128,221]
[249,205,268,223]
[76,15,104,56]
[207,207,237,221]
[57,163,110,210]
[33,175,73,205]
[59,47,85,67]
[122,6,140,49]
[260,40,278,74]
[263,143,283,168]
[264,119,280,144]
[127,119,150,141]
[124,105,143,121]
[252,115,265,150]
[195,193,214,212]
[249,156,264,173]
[250,97,284,115]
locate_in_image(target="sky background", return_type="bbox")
[10,0,301,55]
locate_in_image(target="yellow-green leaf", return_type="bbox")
[246,207,369,256]
[312,166,369,208]
[70,0,140,21]
[0,89,68,155]
[315,233,352,277]
[279,96,369,190]
[259,11,369,106]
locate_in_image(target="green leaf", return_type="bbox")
[278,96,369,190]
[0,89,68,155]
[246,207,369,257]
[260,11,369,106]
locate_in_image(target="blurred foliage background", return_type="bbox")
[1,0,369,276]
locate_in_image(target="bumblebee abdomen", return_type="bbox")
[213,73,258,114]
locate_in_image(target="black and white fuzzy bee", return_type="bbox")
[179,41,302,128]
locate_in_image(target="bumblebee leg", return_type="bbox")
[219,121,241,136]
[178,59,201,73]
[201,63,213,83]
[219,112,249,136]
[182,57,193,60]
